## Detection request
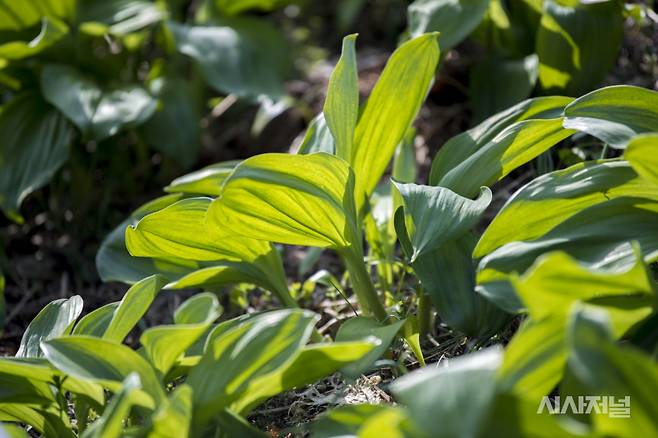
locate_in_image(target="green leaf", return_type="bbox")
[475,160,658,259]
[563,85,658,149]
[80,373,141,438]
[391,347,503,437]
[231,341,376,414]
[469,54,538,123]
[103,275,168,343]
[164,161,240,197]
[140,77,201,169]
[77,0,166,36]
[393,181,491,261]
[16,295,83,358]
[313,404,414,438]
[214,0,293,15]
[625,133,658,186]
[41,64,157,141]
[497,249,656,400]
[95,193,193,284]
[567,307,658,437]
[407,0,489,51]
[411,235,510,338]
[140,296,221,376]
[335,317,402,378]
[439,117,575,198]
[477,198,658,312]
[0,0,74,30]
[537,0,623,96]
[208,152,359,250]
[169,18,290,100]
[147,384,192,438]
[0,17,67,60]
[187,309,316,429]
[323,34,358,161]
[297,113,336,155]
[126,197,291,301]
[0,357,104,406]
[0,93,74,223]
[351,33,439,207]
[429,95,573,196]
[174,292,222,325]
[72,303,119,337]
[41,336,165,406]
[0,403,75,438]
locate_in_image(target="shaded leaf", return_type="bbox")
[0,93,73,223]
[16,295,82,358]
[41,64,157,141]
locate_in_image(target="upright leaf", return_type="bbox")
[351,33,439,207]
[16,295,83,358]
[323,34,359,161]
[80,374,141,438]
[103,275,168,343]
[536,0,623,96]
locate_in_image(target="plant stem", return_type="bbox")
[418,291,432,339]
[342,248,388,321]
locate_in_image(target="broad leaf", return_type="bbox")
[0,403,75,438]
[430,96,572,186]
[16,295,83,358]
[0,93,73,223]
[95,193,194,284]
[297,113,336,155]
[102,275,168,343]
[174,293,222,325]
[208,153,359,250]
[391,347,503,437]
[313,404,414,438]
[567,308,658,437]
[407,0,489,51]
[0,0,74,30]
[169,18,290,100]
[41,336,164,406]
[475,160,658,258]
[497,250,656,399]
[536,0,623,96]
[126,197,291,301]
[140,296,222,376]
[351,33,439,207]
[214,0,294,15]
[477,198,658,312]
[164,161,240,196]
[72,303,119,337]
[393,181,491,261]
[41,64,157,141]
[562,85,658,149]
[187,309,316,428]
[232,341,376,414]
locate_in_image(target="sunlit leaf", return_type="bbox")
[563,85,658,149]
